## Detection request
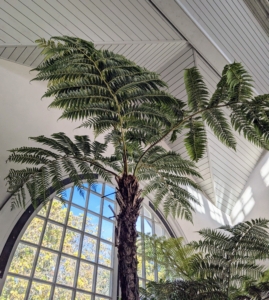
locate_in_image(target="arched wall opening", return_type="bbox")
[0,181,173,299]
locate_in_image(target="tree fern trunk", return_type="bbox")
[116,175,143,300]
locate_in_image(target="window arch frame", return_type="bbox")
[0,178,176,299]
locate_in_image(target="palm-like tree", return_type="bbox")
[5,36,269,300]
[141,219,269,300]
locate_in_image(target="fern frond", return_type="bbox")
[184,118,207,161]
[184,67,209,111]
[5,133,116,209]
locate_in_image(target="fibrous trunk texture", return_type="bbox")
[116,175,143,300]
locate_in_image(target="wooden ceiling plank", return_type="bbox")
[90,0,140,41]
[161,47,192,79]
[0,2,52,42]
[29,0,77,37]
[80,0,130,41]
[138,0,180,39]
[58,0,114,42]
[45,0,101,42]
[149,43,177,70]
[0,47,16,59]
[8,47,26,61]
[16,46,36,64]
[127,0,169,40]
[23,47,42,66]
[111,0,157,41]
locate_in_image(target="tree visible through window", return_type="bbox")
[0,183,169,299]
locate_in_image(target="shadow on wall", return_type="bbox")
[188,186,231,226]
[231,152,269,224]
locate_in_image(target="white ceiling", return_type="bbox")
[0,0,267,216]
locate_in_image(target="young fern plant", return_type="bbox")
[5,36,269,300]
[141,219,269,300]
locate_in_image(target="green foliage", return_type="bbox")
[5,36,269,221]
[141,235,199,280]
[141,219,269,300]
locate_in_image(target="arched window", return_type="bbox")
[0,182,170,299]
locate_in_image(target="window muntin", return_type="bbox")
[1,183,170,299]
[1,183,115,300]
[136,206,169,288]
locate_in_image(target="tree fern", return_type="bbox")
[5,36,269,300]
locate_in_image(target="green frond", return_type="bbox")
[202,108,236,150]
[5,133,116,209]
[32,36,177,141]
[184,118,207,161]
[184,67,209,111]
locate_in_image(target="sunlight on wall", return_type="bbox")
[208,202,225,225]
[187,187,205,214]
[260,158,269,186]
[231,187,255,224]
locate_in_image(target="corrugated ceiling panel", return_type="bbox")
[176,0,269,95]
[243,0,269,37]
[0,0,182,45]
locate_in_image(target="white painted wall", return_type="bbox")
[231,151,269,224]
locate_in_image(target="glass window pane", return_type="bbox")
[157,264,167,281]
[81,235,97,262]
[139,279,145,289]
[136,216,142,232]
[72,187,87,208]
[137,255,143,278]
[0,276,28,300]
[63,188,71,201]
[103,200,114,218]
[42,222,63,251]
[29,281,51,299]
[145,260,155,281]
[90,183,103,194]
[75,291,92,299]
[85,213,99,236]
[99,242,112,267]
[88,193,101,214]
[101,219,114,242]
[144,219,152,235]
[37,204,48,217]
[34,250,58,282]
[57,256,77,286]
[77,261,94,292]
[62,229,81,257]
[82,183,88,189]
[96,267,111,296]
[154,223,163,237]
[49,199,67,224]
[53,287,73,299]
[143,207,152,218]
[9,243,37,276]
[68,206,84,230]
[104,185,115,200]
[21,217,44,244]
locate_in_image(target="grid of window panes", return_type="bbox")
[1,182,116,300]
[136,206,169,288]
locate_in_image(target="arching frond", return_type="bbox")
[5,132,116,209]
